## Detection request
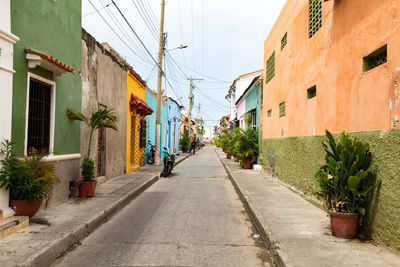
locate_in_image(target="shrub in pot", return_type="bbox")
[236,126,258,169]
[315,130,381,239]
[67,107,118,197]
[0,140,59,217]
[180,136,190,152]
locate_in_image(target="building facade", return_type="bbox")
[0,0,19,218]
[145,88,157,162]
[261,0,400,252]
[126,69,153,172]
[11,1,82,206]
[81,29,128,180]
[166,97,183,153]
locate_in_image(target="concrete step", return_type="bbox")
[0,216,29,240]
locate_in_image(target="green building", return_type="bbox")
[11,0,82,206]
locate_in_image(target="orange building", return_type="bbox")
[262,0,400,138]
[261,0,400,253]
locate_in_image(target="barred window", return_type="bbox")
[27,79,51,155]
[266,51,275,84]
[309,0,322,38]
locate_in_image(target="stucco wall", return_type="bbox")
[145,88,157,161]
[11,0,82,156]
[167,98,182,153]
[236,97,246,129]
[261,129,400,254]
[262,0,400,138]
[81,29,127,180]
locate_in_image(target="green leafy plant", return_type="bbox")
[81,157,95,182]
[67,107,118,158]
[315,130,381,215]
[236,127,258,160]
[0,140,59,202]
[180,136,191,150]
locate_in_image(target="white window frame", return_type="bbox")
[24,72,56,157]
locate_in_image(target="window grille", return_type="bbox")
[266,51,275,84]
[307,85,317,99]
[140,119,147,148]
[27,79,51,155]
[267,109,272,117]
[363,45,387,72]
[281,32,287,50]
[279,102,286,118]
[250,110,257,130]
[309,0,322,38]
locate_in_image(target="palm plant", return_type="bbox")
[67,107,118,158]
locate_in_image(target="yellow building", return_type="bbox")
[126,68,153,172]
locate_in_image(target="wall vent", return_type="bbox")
[279,102,286,118]
[266,51,275,84]
[267,109,272,117]
[307,85,317,99]
[281,32,287,50]
[309,0,322,38]
[363,45,387,72]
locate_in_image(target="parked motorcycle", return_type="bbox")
[160,147,176,177]
[147,141,155,164]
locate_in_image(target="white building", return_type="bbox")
[225,70,263,126]
[0,0,19,218]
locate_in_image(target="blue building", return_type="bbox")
[166,97,183,153]
[145,88,156,161]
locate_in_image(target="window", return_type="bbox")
[27,78,52,155]
[281,32,287,50]
[279,102,286,118]
[250,109,257,131]
[267,109,272,117]
[266,51,275,84]
[363,45,387,72]
[309,0,322,38]
[307,85,317,99]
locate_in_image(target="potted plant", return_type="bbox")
[67,107,118,198]
[180,136,190,152]
[0,140,59,217]
[315,130,381,239]
[236,124,258,169]
[230,127,242,162]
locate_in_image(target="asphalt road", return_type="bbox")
[53,146,271,267]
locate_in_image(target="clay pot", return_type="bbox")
[182,148,188,153]
[223,150,227,153]
[226,153,231,159]
[243,158,252,169]
[10,199,43,218]
[233,156,239,162]
[329,210,360,239]
[79,180,97,198]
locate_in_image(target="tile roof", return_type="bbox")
[129,93,154,116]
[25,48,74,73]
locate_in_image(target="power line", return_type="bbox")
[130,0,159,42]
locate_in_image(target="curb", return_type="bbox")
[23,175,159,267]
[214,147,293,267]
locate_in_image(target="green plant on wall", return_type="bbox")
[315,130,381,215]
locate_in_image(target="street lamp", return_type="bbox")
[166,45,188,52]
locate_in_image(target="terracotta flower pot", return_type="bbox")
[234,156,239,162]
[329,210,360,239]
[10,199,43,218]
[182,148,188,153]
[79,180,97,198]
[223,150,227,153]
[243,158,252,169]
[226,153,231,159]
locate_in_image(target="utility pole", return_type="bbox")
[155,0,165,166]
[187,76,203,138]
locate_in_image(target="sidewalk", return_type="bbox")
[0,152,191,267]
[215,147,400,267]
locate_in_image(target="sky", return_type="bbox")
[82,0,287,129]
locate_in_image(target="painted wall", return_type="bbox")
[160,97,168,157]
[262,0,400,139]
[261,0,400,253]
[0,0,19,218]
[126,70,147,172]
[11,1,82,206]
[245,82,262,149]
[11,0,82,156]
[82,29,127,180]
[236,97,246,129]
[166,98,182,153]
[261,130,400,254]
[145,88,156,161]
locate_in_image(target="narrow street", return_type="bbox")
[53,146,271,267]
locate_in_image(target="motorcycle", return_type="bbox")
[147,141,155,164]
[160,147,176,177]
